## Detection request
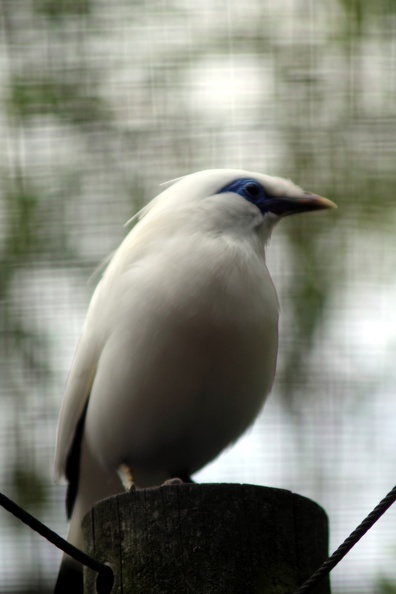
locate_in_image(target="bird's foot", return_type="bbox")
[162,475,195,486]
[117,463,136,491]
[162,478,184,486]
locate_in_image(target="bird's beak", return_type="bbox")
[269,193,337,217]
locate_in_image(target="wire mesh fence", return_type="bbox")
[0,0,396,592]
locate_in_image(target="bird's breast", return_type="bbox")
[84,234,279,482]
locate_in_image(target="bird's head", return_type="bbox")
[135,169,336,241]
[217,172,336,218]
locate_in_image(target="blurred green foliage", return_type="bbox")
[8,80,105,123]
[0,0,395,591]
[340,0,396,31]
[377,576,396,594]
[11,467,48,514]
[34,0,91,19]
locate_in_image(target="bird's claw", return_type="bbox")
[117,463,136,491]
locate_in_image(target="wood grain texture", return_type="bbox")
[82,484,330,594]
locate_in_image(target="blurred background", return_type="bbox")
[0,0,395,592]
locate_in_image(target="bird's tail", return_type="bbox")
[54,436,123,593]
[54,554,83,594]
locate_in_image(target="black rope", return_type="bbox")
[294,484,396,594]
[0,491,113,590]
[1,484,396,594]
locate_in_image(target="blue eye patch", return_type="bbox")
[219,178,271,212]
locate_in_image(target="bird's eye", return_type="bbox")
[245,182,261,198]
[218,178,266,204]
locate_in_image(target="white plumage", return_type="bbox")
[54,169,335,592]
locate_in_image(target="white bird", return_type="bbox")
[54,169,335,593]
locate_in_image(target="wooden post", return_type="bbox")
[82,483,330,594]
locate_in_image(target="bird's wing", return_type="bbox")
[54,312,100,483]
[54,198,165,483]
[53,173,221,482]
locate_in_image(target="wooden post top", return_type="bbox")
[82,483,330,594]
